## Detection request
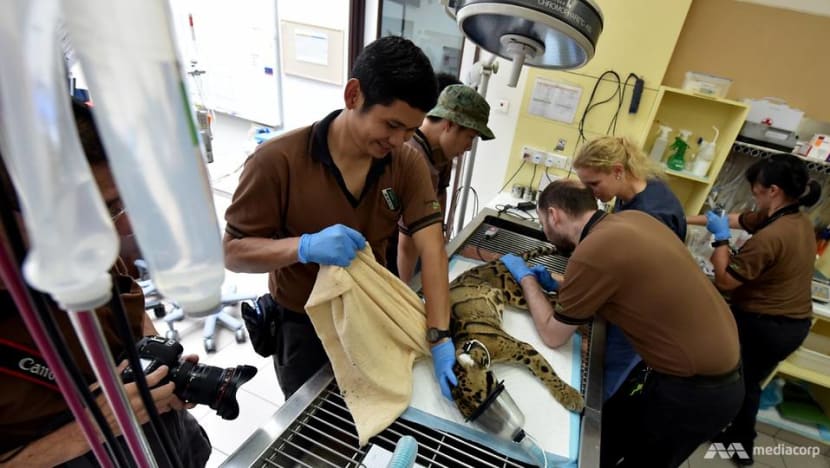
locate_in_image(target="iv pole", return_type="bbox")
[455,55,497,235]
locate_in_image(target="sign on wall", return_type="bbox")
[528,78,583,124]
[281,21,344,86]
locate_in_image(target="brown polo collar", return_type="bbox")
[310,110,393,207]
[579,210,608,242]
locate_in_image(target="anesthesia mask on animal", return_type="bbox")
[456,340,549,466]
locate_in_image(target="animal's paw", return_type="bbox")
[556,384,586,413]
[457,352,476,368]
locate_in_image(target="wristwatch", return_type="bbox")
[427,327,451,344]
[711,239,730,248]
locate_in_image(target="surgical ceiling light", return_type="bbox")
[446,0,604,87]
[444,0,604,236]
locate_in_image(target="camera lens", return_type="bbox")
[171,361,258,420]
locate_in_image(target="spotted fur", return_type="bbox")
[449,246,584,419]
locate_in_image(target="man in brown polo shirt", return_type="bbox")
[397,84,496,282]
[500,180,743,468]
[223,36,457,401]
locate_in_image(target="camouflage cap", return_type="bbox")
[426,84,495,141]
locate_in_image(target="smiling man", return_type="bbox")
[223,36,457,401]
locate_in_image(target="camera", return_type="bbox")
[122,336,257,420]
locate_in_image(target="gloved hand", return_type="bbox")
[297,224,366,267]
[500,254,533,282]
[705,210,730,241]
[431,340,458,400]
[530,265,559,292]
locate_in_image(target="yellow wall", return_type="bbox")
[501,0,692,189]
[664,0,830,121]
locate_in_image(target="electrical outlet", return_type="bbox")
[521,145,538,164]
[522,149,533,162]
[548,153,571,170]
[523,145,566,167]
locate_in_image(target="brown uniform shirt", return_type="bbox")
[555,211,740,377]
[405,129,452,197]
[224,110,442,312]
[732,207,815,319]
[0,274,144,453]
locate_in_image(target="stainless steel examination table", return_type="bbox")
[221,209,605,468]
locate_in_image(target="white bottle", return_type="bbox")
[692,126,719,177]
[649,125,672,162]
[64,0,224,316]
[0,0,119,311]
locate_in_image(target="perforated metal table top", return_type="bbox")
[221,209,604,468]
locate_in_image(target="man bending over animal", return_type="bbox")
[499,180,743,468]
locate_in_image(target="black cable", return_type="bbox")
[0,178,130,467]
[494,204,533,221]
[498,161,527,194]
[610,73,639,135]
[108,275,182,468]
[469,186,479,218]
[453,186,480,223]
[545,166,554,183]
[475,244,485,261]
[576,70,621,145]
[529,164,538,193]
[571,71,622,177]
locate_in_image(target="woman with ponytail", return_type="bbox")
[688,153,820,465]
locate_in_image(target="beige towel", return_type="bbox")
[305,246,431,446]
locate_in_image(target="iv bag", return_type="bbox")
[63,0,224,315]
[0,0,118,311]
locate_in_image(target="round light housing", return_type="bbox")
[453,0,603,85]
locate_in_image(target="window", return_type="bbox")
[378,0,464,76]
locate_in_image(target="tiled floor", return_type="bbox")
[165,114,830,467]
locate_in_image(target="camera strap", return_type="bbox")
[0,338,60,392]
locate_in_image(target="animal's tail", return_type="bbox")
[518,244,557,262]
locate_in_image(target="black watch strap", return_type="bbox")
[711,239,730,248]
[427,327,451,343]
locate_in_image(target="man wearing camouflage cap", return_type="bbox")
[397,84,495,282]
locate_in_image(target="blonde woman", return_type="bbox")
[573,136,686,241]
[572,136,687,403]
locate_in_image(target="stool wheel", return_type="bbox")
[152,304,166,319]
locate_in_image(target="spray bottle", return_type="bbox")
[666,129,693,171]
[692,126,719,177]
[649,125,672,162]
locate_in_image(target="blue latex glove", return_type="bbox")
[431,340,458,400]
[530,265,559,292]
[500,254,533,282]
[705,210,730,241]
[297,224,366,267]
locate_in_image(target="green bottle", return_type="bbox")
[666,129,692,171]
